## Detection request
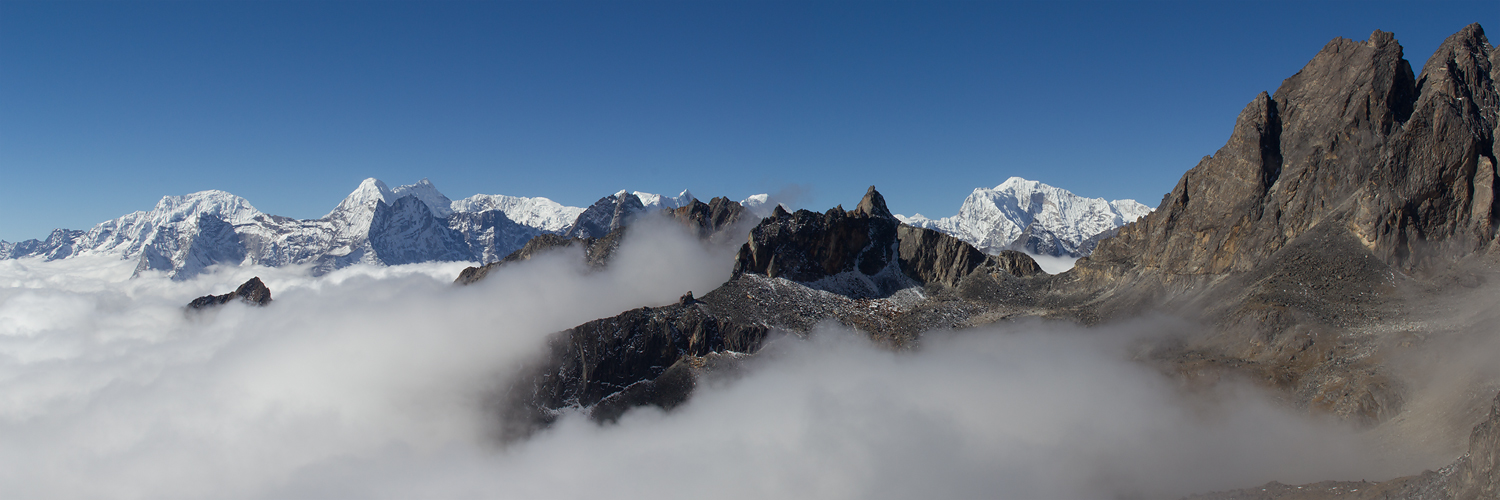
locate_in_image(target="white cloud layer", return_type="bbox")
[0,221,1428,499]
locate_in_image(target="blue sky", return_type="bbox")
[1,1,1495,242]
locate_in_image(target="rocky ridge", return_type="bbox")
[496,185,1055,438]
[490,24,1500,498]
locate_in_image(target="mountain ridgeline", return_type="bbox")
[490,24,1500,499]
[1,175,1147,281]
[0,180,745,280]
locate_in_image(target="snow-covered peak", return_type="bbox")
[391,178,453,218]
[895,177,1154,257]
[452,193,584,233]
[1110,199,1152,224]
[995,176,1037,192]
[894,213,933,225]
[327,178,397,217]
[149,190,263,225]
[740,193,785,219]
[633,189,694,210]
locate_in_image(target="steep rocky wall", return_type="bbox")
[1091,25,1497,278]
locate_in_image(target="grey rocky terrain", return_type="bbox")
[470,23,1500,498]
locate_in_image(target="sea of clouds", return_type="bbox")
[0,220,1432,499]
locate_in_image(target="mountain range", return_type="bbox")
[0,178,752,280]
[1,178,1147,280]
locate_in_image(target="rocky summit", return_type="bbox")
[186,277,273,309]
[485,23,1500,498]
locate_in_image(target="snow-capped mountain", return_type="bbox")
[451,194,583,234]
[0,179,773,280]
[633,189,694,211]
[739,194,781,219]
[0,179,567,279]
[897,177,1153,258]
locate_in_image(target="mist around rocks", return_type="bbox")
[0,219,1452,500]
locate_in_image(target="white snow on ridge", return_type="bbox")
[3,178,600,279]
[2,175,808,280]
[633,189,694,210]
[739,194,785,219]
[896,177,1153,258]
[326,178,398,218]
[452,194,584,234]
[392,178,455,218]
[70,190,264,259]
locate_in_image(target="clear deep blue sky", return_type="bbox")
[1,1,1495,242]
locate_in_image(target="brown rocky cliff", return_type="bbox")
[1066,25,1500,430]
[1091,25,1497,277]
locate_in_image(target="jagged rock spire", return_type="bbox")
[852,186,894,219]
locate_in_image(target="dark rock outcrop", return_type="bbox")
[499,186,1050,438]
[186,277,273,309]
[497,299,768,440]
[563,192,647,239]
[732,185,1041,297]
[455,229,626,285]
[457,197,752,285]
[669,196,747,242]
[734,186,900,282]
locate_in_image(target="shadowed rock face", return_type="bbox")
[732,185,1042,296]
[454,231,625,285]
[669,196,747,242]
[896,225,1042,286]
[733,186,903,283]
[495,292,769,441]
[562,192,647,239]
[186,277,272,309]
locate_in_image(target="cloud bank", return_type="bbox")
[0,221,1427,499]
